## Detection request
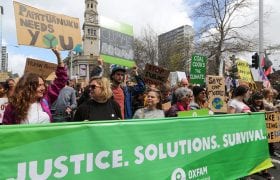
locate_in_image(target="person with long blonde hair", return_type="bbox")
[3,49,68,124]
[73,76,122,121]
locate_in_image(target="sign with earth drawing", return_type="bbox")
[190,54,206,84]
[206,75,227,113]
[13,1,82,50]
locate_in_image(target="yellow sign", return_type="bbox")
[236,60,254,83]
[24,58,57,79]
[13,1,82,50]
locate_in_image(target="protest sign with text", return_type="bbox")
[0,114,272,179]
[24,58,57,79]
[190,54,206,85]
[265,112,280,143]
[100,17,135,67]
[13,1,82,50]
[143,64,170,86]
[206,75,227,113]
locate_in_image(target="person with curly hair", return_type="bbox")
[73,76,122,121]
[3,49,68,124]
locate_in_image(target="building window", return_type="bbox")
[88,29,90,35]
[87,4,89,8]
[91,3,93,8]
[93,30,96,36]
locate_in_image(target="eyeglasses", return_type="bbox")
[89,84,100,89]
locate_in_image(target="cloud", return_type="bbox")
[2,0,192,76]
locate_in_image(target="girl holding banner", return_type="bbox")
[3,49,68,124]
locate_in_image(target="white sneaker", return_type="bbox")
[273,151,280,158]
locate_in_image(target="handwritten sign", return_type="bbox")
[190,54,206,85]
[24,58,57,79]
[13,1,82,50]
[143,64,170,86]
[206,76,227,113]
[236,60,254,83]
[265,112,280,143]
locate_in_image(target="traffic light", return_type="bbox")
[252,53,259,69]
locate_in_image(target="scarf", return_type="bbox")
[176,102,190,111]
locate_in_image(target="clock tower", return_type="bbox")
[83,0,99,56]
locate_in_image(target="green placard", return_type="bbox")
[100,17,134,67]
[190,54,207,84]
[178,109,209,117]
[0,113,272,179]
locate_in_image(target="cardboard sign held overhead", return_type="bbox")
[143,64,170,86]
[13,1,82,50]
[24,58,57,79]
[206,75,227,113]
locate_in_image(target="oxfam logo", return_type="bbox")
[171,168,186,180]
[212,97,224,109]
[42,34,58,48]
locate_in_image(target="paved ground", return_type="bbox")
[250,143,280,180]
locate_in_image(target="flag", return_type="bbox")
[261,54,273,76]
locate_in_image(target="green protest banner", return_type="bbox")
[190,54,206,84]
[100,16,135,67]
[178,109,209,117]
[0,113,272,179]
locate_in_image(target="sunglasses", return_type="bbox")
[89,84,100,89]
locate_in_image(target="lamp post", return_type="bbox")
[259,0,264,65]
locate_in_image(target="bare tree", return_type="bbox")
[133,25,158,71]
[191,0,258,75]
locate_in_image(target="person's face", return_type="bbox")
[0,86,6,97]
[198,91,207,101]
[112,71,125,84]
[254,99,263,106]
[146,91,160,108]
[35,78,46,99]
[181,94,193,104]
[89,80,102,98]
[181,79,189,87]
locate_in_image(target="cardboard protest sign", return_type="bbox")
[143,64,170,86]
[24,58,57,79]
[206,76,227,113]
[13,1,82,50]
[265,112,280,143]
[0,72,9,82]
[100,16,135,67]
[190,54,206,85]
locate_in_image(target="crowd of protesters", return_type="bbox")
[0,54,279,179]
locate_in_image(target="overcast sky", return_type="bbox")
[1,0,280,75]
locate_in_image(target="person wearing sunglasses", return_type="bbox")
[73,77,122,121]
[190,86,209,110]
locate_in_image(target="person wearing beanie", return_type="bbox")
[111,66,146,119]
[190,86,208,110]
